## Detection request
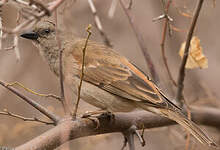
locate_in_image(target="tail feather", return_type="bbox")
[161,109,217,147]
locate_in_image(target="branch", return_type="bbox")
[1,0,65,34]
[54,10,71,115]
[119,0,159,82]
[176,0,204,106]
[73,25,92,116]
[88,0,112,47]
[0,80,60,124]
[15,106,220,150]
[159,0,177,86]
[0,109,54,125]
[6,81,61,101]
[108,0,118,18]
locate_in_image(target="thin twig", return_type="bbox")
[119,0,159,82]
[1,0,65,35]
[4,45,15,51]
[88,0,112,47]
[176,0,204,107]
[48,0,65,11]
[13,0,35,7]
[0,80,60,124]
[160,0,177,86]
[0,109,54,125]
[14,35,20,61]
[108,0,118,18]
[54,11,71,115]
[29,0,51,16]
[55,9,71,148]
[73,24,92,117]
[6,81,61,101]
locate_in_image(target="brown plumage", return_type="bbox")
[20,20,217,147]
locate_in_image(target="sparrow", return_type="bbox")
[20,20,216,147]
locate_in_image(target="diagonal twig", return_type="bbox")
[108,0,118,18]
[159,0,177,86]
[73,24,92,117]
[0,109,54,125]
[176,0,205,107]
[119,0,159,82]
[88,0,112,47]
[0,80,60,124]
[6,81,61,101]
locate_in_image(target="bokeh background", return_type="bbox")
[0,0,220,149]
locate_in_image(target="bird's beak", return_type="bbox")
[20,31,38,40]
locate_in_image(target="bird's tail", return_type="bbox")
[137,102,217,147]
[159,108,217,147]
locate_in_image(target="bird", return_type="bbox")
[20,20,216,147]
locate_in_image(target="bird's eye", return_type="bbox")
[42,29,50,34]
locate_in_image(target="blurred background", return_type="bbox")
[0,0,219,149]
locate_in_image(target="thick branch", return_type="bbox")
[15,106,220,150]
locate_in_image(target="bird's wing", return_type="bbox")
[71,40,171,107]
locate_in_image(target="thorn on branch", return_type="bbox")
[122,125,146,150]
[152,14,173,22]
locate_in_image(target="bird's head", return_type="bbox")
[20,20,57,48]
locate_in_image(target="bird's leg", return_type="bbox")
[97,111,115,123]
[121,125,146,150]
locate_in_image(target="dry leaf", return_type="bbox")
[179,36,208,69]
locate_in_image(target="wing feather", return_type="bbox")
[72,40,166,106]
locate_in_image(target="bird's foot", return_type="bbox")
[81,110,115,129]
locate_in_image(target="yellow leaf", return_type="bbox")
[179,36,208,69]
